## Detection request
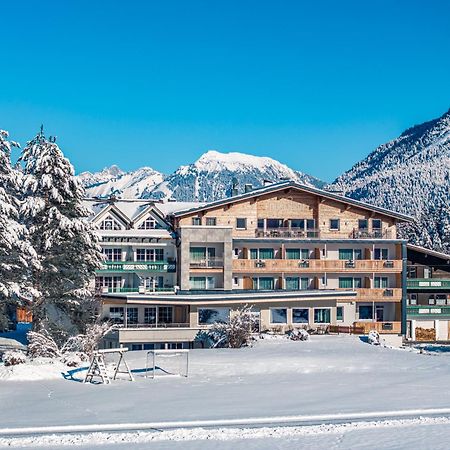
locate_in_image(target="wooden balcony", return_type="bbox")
[344,288,402,301]
[354,321,401,334]
[232,259,402,273]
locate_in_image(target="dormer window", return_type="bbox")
[100,216,121,230]
[138,217,157,230]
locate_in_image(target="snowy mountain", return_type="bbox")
[150,150,324,201]
[80,166,164,199]
[81,150,324,201]
[332,109,450,252]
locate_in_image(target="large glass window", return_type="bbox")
[292,308,309,324]
[137,249,164,261]
[314,308,331,323]
[96,276,121,289]
[158,307,173,324]
[359,305,373,320]
[127,308,138,325]
[190,247,206,261]
[109,307,124,324]
[198,308,230,325]
[103,248,122,261]
[290,219,305,229]
[374,248,389,260]
[256,277,275,290]
[271,308,287,324]
[144,307,157,325]
[259,248,274,259]
[285,277,299,290]
[374,277,388,288]
[339,249,354,260]
[285,249,310,260]
[339,277,353,289]
[189,277,215,289]
[266,218,283,229]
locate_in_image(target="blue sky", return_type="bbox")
[0,0,449,182]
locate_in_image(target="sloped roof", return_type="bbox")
[171,180,413,221]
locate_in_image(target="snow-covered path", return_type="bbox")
[2,336,450,448]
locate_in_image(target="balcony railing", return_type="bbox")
[116,322,191,329]
[98,260,176,273]
[407,305,450,316]
[255,228,320,238]
[350,229,393,239]
[190,257,224,268]
[337,288,402,300]
[100,286,176,295]
[232,259,402,272]
[407,279,450,289]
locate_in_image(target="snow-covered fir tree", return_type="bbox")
[0,129,37,330]
[20,128,103,337]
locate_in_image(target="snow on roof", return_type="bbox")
[171,180,414,221]
[83,198,205,223]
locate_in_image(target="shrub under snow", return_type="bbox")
[199,306,257,348]
[2,350,27,366]
[288,328,310,341]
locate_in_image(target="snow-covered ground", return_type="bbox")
[2,335,450,449]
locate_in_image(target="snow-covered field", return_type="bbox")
[2,335,450,449]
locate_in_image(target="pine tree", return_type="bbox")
[20,128,103,337]
[0,129,37,330]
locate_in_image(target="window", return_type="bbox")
[291,219,305,229]
[189,276,215,289]
[233,277,239,286]
[339,249,362,260]
[158,306,173,324]
[254,277,275,290]
[249,248,274,259]
[259,248,274,259]
[206,217,217,226]
[96,276,121,289]
[100,216,121,230]
[144,307,157,325]
[286,248,309,260]
[271,308,287,324]
[138,217,157,229]
[103,248,122,261]
[234,248,239,257]
[136,249,164,261]
[339,277,361,288]
[358,219,368,230]
[286,277,309,290]
[192,217,201,226]
[358,305,373,320]
[374,277,388,288]
[127,308,138,325]
[109,307,124,324]
[330,219,340,230]
[372,219,382,230]
[428,296,435,305]
[292,308,309,324]
[374,248,389,260]
[336,306,344,321]
[190,247,206,261]
[257,218,265,229]
[236,218,247,229]
[198,308,230,325]
[266,218,283,229]
[314,308,331,323]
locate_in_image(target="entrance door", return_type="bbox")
[375,305,384,322]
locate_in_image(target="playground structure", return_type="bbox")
[84,348,134,384]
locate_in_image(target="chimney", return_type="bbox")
[244,184,253,193]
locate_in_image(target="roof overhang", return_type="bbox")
[171,181,413,222]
